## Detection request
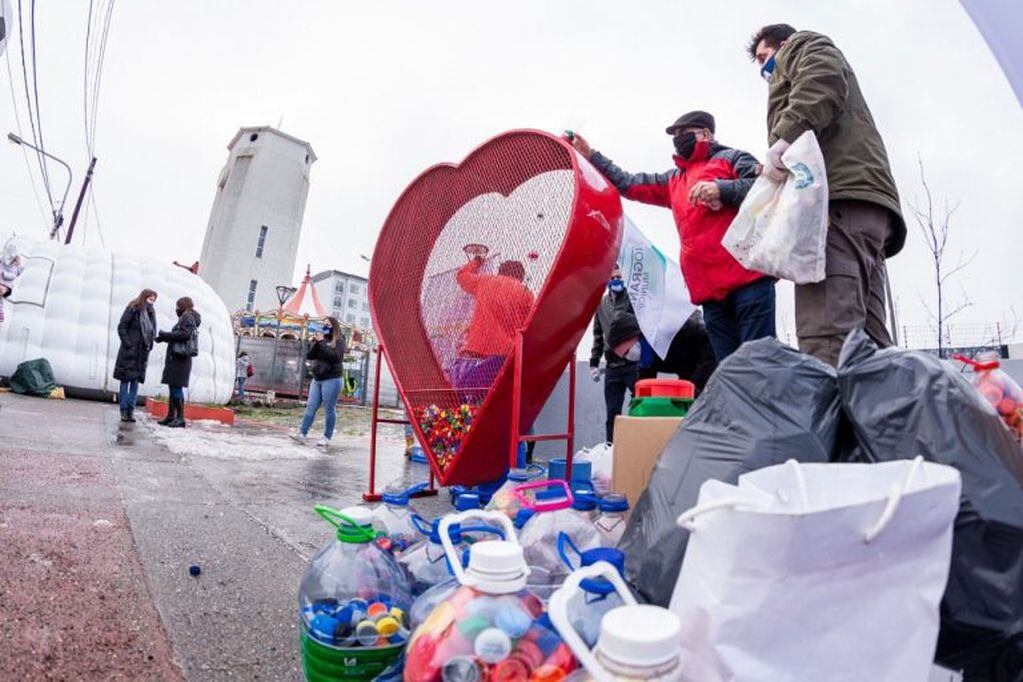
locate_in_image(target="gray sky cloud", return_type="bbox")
[2,0,1020,341]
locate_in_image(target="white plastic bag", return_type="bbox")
[575,443,613,495]
[669,458,961,682]
[722,130,828,284]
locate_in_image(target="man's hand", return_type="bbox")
[589,366,601,382]
[313,333,324,342]
[688,181,721,206]
[763,139,791,183]
[567,132,593,160]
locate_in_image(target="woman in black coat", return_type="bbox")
[155,296,201,428]
[113,288,158,423]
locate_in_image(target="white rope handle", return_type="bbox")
[785,458,810,507]
[439,510,519,586]
[676,496,761,531]
[863,456,925,544]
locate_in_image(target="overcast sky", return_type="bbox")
[2,0,1020,345]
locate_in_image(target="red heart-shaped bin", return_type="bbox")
[369,130,623,485]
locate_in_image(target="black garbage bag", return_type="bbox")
[618,338,839,607]
[9,358,57,396]
[837,330,1023,679]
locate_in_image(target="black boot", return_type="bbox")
[120,409,132,423]
[157,400,175,426]
[126,408,136,423]
[169,398,187,428]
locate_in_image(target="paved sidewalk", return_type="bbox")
[0,394,442,680]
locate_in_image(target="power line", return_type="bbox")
[16,0,53,213]
[88,0,114,152]
[28,0,55,212]
[4,50,51,230]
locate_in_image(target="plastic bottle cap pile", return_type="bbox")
[416,403,479,471]
[305,596,409,648]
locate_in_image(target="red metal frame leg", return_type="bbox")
[363,347,384,502]
[509,332,524,470]
[565,358,576,482]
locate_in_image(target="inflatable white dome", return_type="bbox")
[0,233,235,404]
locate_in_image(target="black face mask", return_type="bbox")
[323,327,333,339]
[673,132,697,159]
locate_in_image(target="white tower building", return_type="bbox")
[199,126,316,314]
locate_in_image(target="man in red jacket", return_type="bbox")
[570,111,776,362]
[447,255,535,395]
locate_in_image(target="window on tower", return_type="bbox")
[346,314,355,323]
[255,225,269,258]
[246,280,258,312]
[348,299,357,309]
[333,296,344,309]
[350,283,360,294]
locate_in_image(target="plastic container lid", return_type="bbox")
[454,493,482,511]
[634,378,695,399]
[571,492,597,512]
[598,494,629,513]
[465,541,528,593]
[597,605,681,669]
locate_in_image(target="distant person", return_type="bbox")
[113,288,158,423]
[638,311,718,394]
[155,297,201,428]
[0,238,24,323]
[291,316,346,448]
[748,23,904,366]
[569,112,776,362]
[235,351,252,403]
[590,266,643,443]
[449,250,535,395]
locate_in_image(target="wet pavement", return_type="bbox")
[0,393,449,680]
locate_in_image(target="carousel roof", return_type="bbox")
[282,265,327,318]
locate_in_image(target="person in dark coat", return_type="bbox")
[638,311,718,393]
[113,288,158,423]
[291,316,346,447]
[590,266,643,443]
[154,297,201,428]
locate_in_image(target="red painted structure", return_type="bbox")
[368,130,623,485]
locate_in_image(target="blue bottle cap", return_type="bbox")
[598,493,629,513]
[454,493,481,511]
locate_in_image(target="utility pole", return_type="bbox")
[65,157,97,245]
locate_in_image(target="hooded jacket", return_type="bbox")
[456,258,535,357]
[590,141,766,304]
[767,30,905,256]
[591,288,642,369]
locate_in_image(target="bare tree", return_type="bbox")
[910,156,976,354]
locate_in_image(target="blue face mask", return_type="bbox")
[608,278,625,293]
[760,54,777,83]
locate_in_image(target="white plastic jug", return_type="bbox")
[550,562,683,682]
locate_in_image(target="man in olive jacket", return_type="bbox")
[748,24,905,366]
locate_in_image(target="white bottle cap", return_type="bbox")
[597,605,682,671]
[465,540,528,593]
[339,505,374,527]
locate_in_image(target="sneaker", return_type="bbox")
[315,437,331,448]
[289,432,307,445]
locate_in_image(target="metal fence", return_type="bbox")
[236,335,370,404]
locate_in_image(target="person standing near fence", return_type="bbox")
[155,297,201,428]
[234,351,252,404]
[291,316,346,448]
[113,288,158,423]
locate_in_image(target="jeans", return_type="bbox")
[702,277,777,362]
[235,377,246,401]
[604,364,639,443]
[118,381,139,411]
[300,377,343,439]
[168,386,184,402]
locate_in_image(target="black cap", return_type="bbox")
[666,110,715,135]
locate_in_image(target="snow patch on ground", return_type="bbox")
[147,422,325,461]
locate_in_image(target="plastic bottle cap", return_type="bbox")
[466,541,528,593]
[455,493,482,511]
[570,493,597,512]
[598,494,629,513]
[596,605,681,670]
[474,627,513,663]
[340,505,374,527]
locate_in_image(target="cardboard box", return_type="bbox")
[611,416,683,507]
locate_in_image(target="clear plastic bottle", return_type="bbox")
[372,482,426,554]
[399,515,505,597]
[299,505,413,681]
[515,480,602,601]
[594,494,629,548]
[556,533,630,649]
[485,464,547,519]
[404,510,580,682]
[549,562,683,682]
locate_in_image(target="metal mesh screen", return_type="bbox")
[371,132,575,474]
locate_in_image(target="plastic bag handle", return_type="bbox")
[952,354,998,371]
[439,510,520,587]
[676,497,761,531]
[513,479,573,512]
[863,456,924,543]
[548,561,638,682]
[785,458,810,507]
